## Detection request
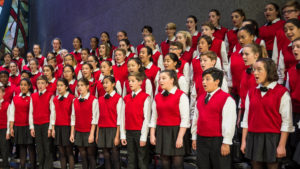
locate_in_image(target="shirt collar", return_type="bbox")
[239,48,243,54]
[13,56,20,60]
[215,25,221,30]
[106,90,116,97]
[288,42,292,47]
[73,48,82,53]
[117,61,125,66]
[269,18,280,25]
[93,68,100,72]
[126,52,130,57]
[31,70,39,75]
[88,77,94,82]
[166,36,176,42]
[80,92,90,99]
[36,54,42,59]
[39,89,47,94]
[53,49,61,54]
[207,87,220,97]
[10,71,19,77]
[49,77,56,83]
[0,99,3,103]
[185,46,191,52]
[192,31,199,36]
[58,92,69,99]
[256,81,277,90]
[132,89,142,96]
[145,62,153,69]
[153,49,158,53]
[19,92,31,97]
[232,27,238,31]
[69,79,76,85]
[162,86,177,94]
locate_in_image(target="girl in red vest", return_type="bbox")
[225,9,246,57]
[176,31,194,63]
[286,37,300,166]
[112,49,128,85]
[120,72,151,169]
[100,32,116,57]
[277,19,300,84]
[96,76,123,169]
[98,42,113,64]
[191,68,236,169]
[51,38,63,65]
[81,63,97,96]
[87,55,101,82]
[63,65,78,96]
[33,44,46,67]
[11,46,25,72]
[9,62,21,86]
[14,70,37,96]
[150,70,190,169]
[9,78,36,169]
[29,75,54,169]
[0,70,16,103]
[0,87,10,169]
[241,20,266,48]
[123,58,153,98]
[96,61,122,98]
[50,78,75,169]
[119,39,136,63]
[201,22,228,73]
[29,59,41,89]
[70,78,99,169]
[23,52,35,71]
[89,37,99,56]
[139,46,160,93]
[47,54,63,79]
[116,31,136,54]
[209,9,228,41]
[160,22,177,56]
[70,37,82,63]
[241,58,294,169]
[137,25,159,55]
[144,35,164,69]
[77,48,90,79]
[43,65,57,96]
[0,53,12,73]
[186,15,201,51]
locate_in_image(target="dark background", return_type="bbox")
[28,0,287,55]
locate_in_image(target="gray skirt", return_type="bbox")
[155,125,185,156]
[13,126,33,145]
[97,127,117,148]
[75,131,96,147]
[54,125,71,146]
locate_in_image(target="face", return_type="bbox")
[81,50,89,62]
[127,60,140,73]
[201,25,214,37]
[128,76,142,92]
[0,74,9,86]
[29,60,38,72]
[119,41,129,52]
[292,40,300,60]
[238,30,254,47]
[12,47,20,57]
[139,48,150,64]
[200,55,216,70]
[242,47,259,66]
[144,36,155,49]
[163,55,177,70]
[52,39,61,51]
[114,51,125,64]
[99,45,106,56]
[20,80,30,94]
[176,33,186,46]
[186,17,196,32]
[64,55,74,66]
[43,67,53,79]
[284,23,300,41]
[198,38,210,52]
[33,45,41,55]
[202,74,219,93]
[283,7,300,21]
[103,78,115,93]
[37,80,48,91]
[57,81,67,95]
[101,33,109,43]
[47,59,56,69]
[231,12,244,28]
[60,50,68,58]
[253,61,267,85]
[209,11,219,26]
[169,45,182,57]
[26,53,34,62]
[21,73,29,79]
[87,56,97,69]
[100,62,112,76]
[73,38,81,49]
[77,81,89,94]
[9,63,18,73]
[142,28,151,37]
[82,64,92,79]
[90,38,98,49]
[117,32,126,41]
[159,72,174,90]
[4,55,11,64]
[264,4,279,22]
[165,25,176,37]
[63,67,74,80]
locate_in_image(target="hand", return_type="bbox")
[10,128,14,137]
[30,129,35,138]
[121,139,127,146]
[47,129,52,138]
[140,141,146,147]
[237,109,242,128]
[70,135,75,143]
[51,129,55,138]
[88,134,94,144]
[276,145,286,158]
[150,135,156,145]
[192,140,197,150]
[221,144,230,156]
[240,141,246,154]
[114,136,120,146]
[6,134,10,140]
[175,137,183,149]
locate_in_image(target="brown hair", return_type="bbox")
[166,22,176,30]
[282,0,300,11]
[201,21,215,30]
[99,42,111,57]
[256,58,279,82]
[128,72,145,82]
[170,41,184,51]
[244,43,268,59]
[115,48,126,56]
[160,70,179,88]
[176,31,192,47]
[200,51,218,61]
[37,75,49,83]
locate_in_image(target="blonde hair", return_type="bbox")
[177,31,192,47]
[200,51,217,61]
[244,43,268,59]
[166,22,176,30]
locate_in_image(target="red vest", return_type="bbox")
[181,48,194,63]
[0,65,10,73]
[0,101,10,129]
[9,74,21,86]
[70,51,82,63]
[31,91,53,125]
[210,38,223,63]
[96,80,105,98]
[152,51,162,66]
[98,93,121,127]
[30,72,42,89]
[191,32,201,50]
[145,64,160,93]
[259,20,285,51]
[54,64,63,79]
[191,57,203,81]
[113,63,128,85]
[13,57,24,72]
[248,84,287,133]
[125,53,135,63]
[74,95,96,132]
[213,27,228,41]
[226,29,238,57]
[160,40,170,56]
[275,28,290,56]
[239,71,257,110]
[47,79,57,95]
[288,66,300,113]
[124,92,148,130]
[136,44,144,55]
[230,50,246,95]
[125,79,147,95]
[155,89,183,126]
[194,76,205,99]
[282,45,297,77]
[197,90,230,137]
[93,70,101,82]
[69,80,77,95]
[53,94,75,126]
[4,84,16,103]
[37,56,46,67]
[13,95,31,126]
[177,58,187,75]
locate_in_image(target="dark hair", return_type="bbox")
[256,58,279,82]
[46,53,56,62]
[81,48,90,55]
[29,58,39,66]
[202,67,224,87]
[88,55,100,68]
[9,61,18,68]
[169,41,184,53]
[160,70,179,88]
[20,78,34,94]
[141,46,153,62]
[0,86,5,92]
[243,19,259,36]
[266,3,281,18]
[43,65,55,77]
[165,53,182,69]
[128,57,145,74]
[187,15,198,29]
[293,37,300,43]
[115,48,126,56]
[101,60,114,75]
[63,65,76,79]
[2,53,12,61]
[21,70,32,78]
[232,9,246,21]
[118,30,128,37]
[37,75,48,83]
[74,37,82,48]
[120,39,132,53]
[198,35,213,48]
[142,25,153,33]
[202,21,215,30]
[282,0,300,11]
[128,72,145,82]
[239,24,256,37]
[0,70,9,76]
[52,37,62,46]
[285,18,300,28]
[78,78,90,91]
[82,63,95,86]
[26,52,34,63]
[209,9,221,16]
[100,31,113,47]
[57,78,72,94]
[99,42,111,58]
[90,36,99,45]
[103,75,117,91]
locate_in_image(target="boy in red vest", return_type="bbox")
[0,87,10,169]
[29,75,54,169]
[191,67,236,169]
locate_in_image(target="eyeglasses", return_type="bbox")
[169,48,178,51]
[282,10,297,14]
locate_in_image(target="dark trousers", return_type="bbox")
[0,129,10,169]
[126,130,149,169]
[35,123,53,169]
[196,136,231,169]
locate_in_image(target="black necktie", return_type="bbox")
[118,64,121,67]
[132,93,136,98]
[79,98,85,102]
[162,90,169,97]
[234,29,239,34]
[39,92,43,96]
[296,63,300,70]
[59,96,64,101]
[22,93,27,97]
[246,67,252,75]
[204,94,211,104]
[53,52,57,56]
[166,40,170,44]
[75,51,78,54]
[104,94,110,99]
[260,87,268,92]
[11,75,16,78]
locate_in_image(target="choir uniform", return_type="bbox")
[191,31,201,51]
[224,27,239,57]
[95,74,122,98]
[29,89,54,169]
[272,28,290,65]
[30,71,42,89]
[120,89,151,169]
[12,57,26,72]
[177,57,190,86]
[241,82,294,162]
[136,42,160,55]
[3,82,16,103]
[210,37,229,73]
[123,78,153,99]
[53,50,64,65]
[124,52,136,63]
[233,36,266,53]
[9,72,21,86]
[36,54,47,67]
[160,37,176,56]
[68,79,78,96]
[47,78,57,96]
[213,26,228,41]
[0,99,10,169]
[144,62,160,93]
[239,67,257,112]
[54,64,63,79]
[181,46,195,64]
[70,49,82,64]
[155,71,189,95]
[191,88,236,169]
[0,65,10,73]
[112,62,128,85]
[152,49,164,69]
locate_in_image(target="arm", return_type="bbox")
[116,81,122,96]
[157,54,164,70]
[183,63,190,86]
[191,101,199,150]
[177,94,190,148]
[178,76,189,94]
[70,100,76,143]
[272,36,278,64]
[140,97,151,144]
[145,79,153,100]
[221,41,229,74]
[149,100,158,145]
[277,51,285,84]
[221,97,237,145]
[50,98,56,137]
[120,99,126,145]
